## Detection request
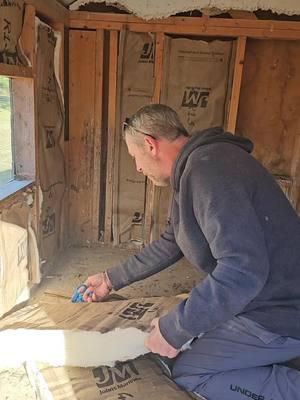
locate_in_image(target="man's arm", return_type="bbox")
[106,220,183,290]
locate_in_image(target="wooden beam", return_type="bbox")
[152,33,165,103]
[20,4,36,67]
[25,0,69,24]
[50,21,66,248]
[112,30,125,246]
[229,10,257,20]
[69,12,300,40]
[69,30,97,243]
[0,63,33,78]
[227,36,247,133]
[31,15,40,242]
[70,11,300,31]
[92,29,104,242]
[144,32,165,244]
[104,30,118,243]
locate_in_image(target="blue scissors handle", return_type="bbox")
[71,284,88,303]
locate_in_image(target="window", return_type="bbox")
[0,76,14,186]
[0,76,35,200]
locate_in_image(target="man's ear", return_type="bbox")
[144,136,158,156]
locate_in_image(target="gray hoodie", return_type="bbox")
[107,127,300,349]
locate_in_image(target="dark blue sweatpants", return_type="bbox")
[171,316,300,400]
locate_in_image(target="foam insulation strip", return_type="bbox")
[0,328,149,368]
[69,0,300,17]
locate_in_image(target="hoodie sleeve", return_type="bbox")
[159,158,270,349]
[106,221,183,290]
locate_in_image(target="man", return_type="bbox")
[81,104,300,400]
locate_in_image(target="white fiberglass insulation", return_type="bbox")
[0,328,149,368]
[69,0,300,18]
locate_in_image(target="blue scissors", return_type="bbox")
[71,284,92,303]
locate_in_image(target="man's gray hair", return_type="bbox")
[123,104,189,141]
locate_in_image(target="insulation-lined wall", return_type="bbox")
[154,36,235,239]
[0,2,66,314]
[67,24,300,245]
[1,6,299,269]
[36,22,66,260]
[111,33,236,244]
[161,37,234,133]
[113,31,155,245]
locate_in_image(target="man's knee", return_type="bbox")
[171,358,213,392]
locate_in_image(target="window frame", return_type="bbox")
[0,66,35,201]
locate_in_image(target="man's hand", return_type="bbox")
[80,272,113,302]
[145,318,179,358]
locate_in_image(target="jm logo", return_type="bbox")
[93,362,140,389]
[181,87,211,108]
[139,42,154,63]
[119,302,154,320]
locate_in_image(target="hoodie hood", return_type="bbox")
[171,127,254,192]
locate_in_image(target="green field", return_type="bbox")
[0,76,13,186]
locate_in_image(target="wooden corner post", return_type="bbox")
[144,32,165,244]
[104,30,118,243]
[92,29,104,242]
[227,36,247,133]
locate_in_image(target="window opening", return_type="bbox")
[0,76,14,187]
